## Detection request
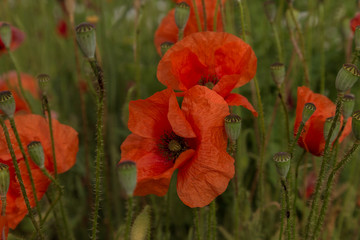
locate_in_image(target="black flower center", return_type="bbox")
[198,74,219,89]
[158,131,189,162]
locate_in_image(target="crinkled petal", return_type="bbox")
[225,93,258,117]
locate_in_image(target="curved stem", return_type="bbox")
[9,118,42,221]
[278,89,290,146]
[193,208,202,240]
[289,122,305,154]
[281,180,294,240]
[271,24,284,63]
[192,0,202,32]
[201,0,207,31]
[0,118,43,239]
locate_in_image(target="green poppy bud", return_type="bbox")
[27,141,45,168]
[131,205,151,240]
[0,23,12,49]
[75,22,96,60]
[160,42,174,56]
[270,62,285,86]
[264,1,276,24]
[273,152,291,180]
[118,160,137,197]
[302,103,316,124]
[175,2,190,31]
[37,73,50,95]
[0,91,15,119]
[0,163,10,199]
[335,64,360,93]
[323,117,341,143]
[224,113,242,143]
[355,26,360,51]
[342,94,355,119]
[352,111,360,141]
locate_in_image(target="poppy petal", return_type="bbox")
[225,93,258,117]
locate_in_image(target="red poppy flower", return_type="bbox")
[119,86,234,207]
[304,171,316,199]
[157,31,257,116]
[294,86,352,156]
[0,71,39,114]
[154,0,225,54]
[0,22,25,55]
[56,19,68,38]
[350,13,360,33]
[0,114,78,229]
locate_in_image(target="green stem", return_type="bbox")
[209,200,216,240]
[271,23,284,62]
[319,2,325,94]
[213,0,220,32]
[193,208,202,240]
[279,187,285,240]
[125,197,133,240]
[293,150,306,213]
[0,118,43,239]
[178,29,184,41]
[40,168,62,191]
[313,142,360,239]
[305,95,344,240]
[7,50,33,112]
[1,196,6,216]
[89,59,105,240]
[201,0,207,31]
[289,122,305,154]
[9,118,42,221]
[278,89,290,146]
[192,0,202,32]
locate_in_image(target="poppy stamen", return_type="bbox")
[198,74,219,89]
[158,131,189,162]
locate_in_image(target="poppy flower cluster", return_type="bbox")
[0,22,25,55]
[294,86,352,156]
[121,24,257,206]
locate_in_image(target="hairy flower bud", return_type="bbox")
[224,113,242,143]
[335,64,360,93]
[131,205,151,240]
[273,152,291,180]
[118,160,137,197]
[0,91,15,119]
[352,111,360,141]
[0,23,12,49]
[302,103,316,124]
[75,22,96,60]
[343,94,355,119]
[323,117,341,143]
[0,163,10,199]
[37,73,50,95]
[270,62,285,86]
[27,141,45,168]
[175,2,190,31]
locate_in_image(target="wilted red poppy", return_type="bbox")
[0,22,25,55]
[119,86,234,207]
[157,31,257,116]
[0,71,39,114]
[350,13,360,33]
[294,86,352,156]
[154,0,225,54]
[0,114,78,229]
[56,19,68,38]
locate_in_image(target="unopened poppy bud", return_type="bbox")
[323,117,341,143]
[0,91,15,118]
[352,111,360,141]
[27,141,45,168]
[335,64,360,93]
[273,152,291,180]
[175,2,190,31]
[264,1,276,24]
[343,94,355,119]
[0,163,10,199]
[118,161,137,197]
[270,63,285,86]
[224,113,242,143]
[160,42,174,56]
[355,26,360,51]
[75,22,96,60]
[131,205,151,240]
[0,23,12,49]
[37,73,50,95]
[302,103,316,124]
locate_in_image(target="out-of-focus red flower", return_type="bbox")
[350,13,360,33]
[294,86,352,156]
[119,86,234,207]
[154,0,226,54]
[304,171,316,199]
[157,31,257,116]
[56,19,68,38]
[0,71,39,114]
[0,22,25,55]
[0,114,79,229]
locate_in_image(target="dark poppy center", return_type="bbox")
[198,74,219,89]
[158,131,189,162]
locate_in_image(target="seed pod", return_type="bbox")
[37,73,50,95]
[302,103,316,124]
[160,42,174,56]
[352,111,360,141]
[270,63,285,86]
[27,141,45,168]
[0,163,10,199]
[174,2,190,31]
[335,64,360,93]
[75,22,96,60]
[118,160,137,197]
[224,113,242,143]
[342,94,355,119]
[273,152,291,180]
[264,1,276,24]
[0,91,15,119]
[0,23,12,49]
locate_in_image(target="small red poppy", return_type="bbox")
[56,19,68,38]
[294,86,352,156]
[119,86,234,207]
[0,114,79,229]
[0,22,25,55]
[157,31,257,116]
[350,13,360,33]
